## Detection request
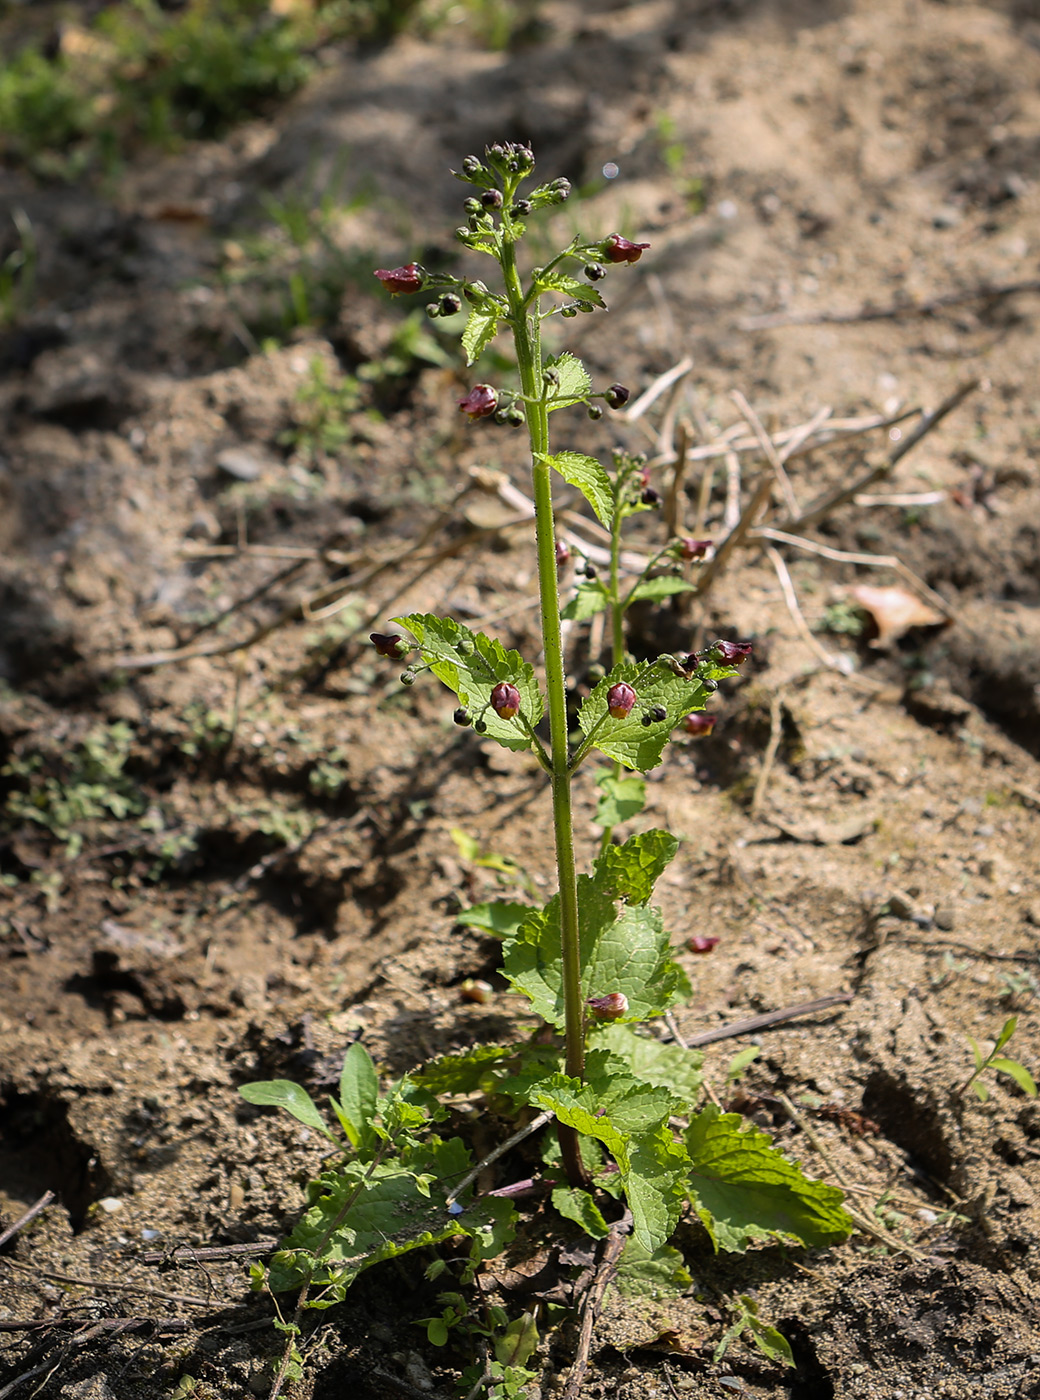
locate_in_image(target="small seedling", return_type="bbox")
[713,1293,793,1368]
[957,1016,1037,1102]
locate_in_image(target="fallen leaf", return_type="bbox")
[850,585,947,648]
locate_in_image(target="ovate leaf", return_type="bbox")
[562,579,610,622]
[337,1043,379,1152]
[543,350,591,406]
[594,770,646,829]
[616,1236,692,1299]
[578,662,707,771]
[684,1105,853,1252]
[537,451,612,526]
[461,306,500,365]
[455,901,533,938]
[537,272,606,311]
[627,575,695,606]
[589,1023,703,1101]
[552,1186,610,1239]
[238,1080,336,1142]
[393,613,543,752]
[990,1057,1038,1097]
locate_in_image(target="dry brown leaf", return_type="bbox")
[850,585,947,648]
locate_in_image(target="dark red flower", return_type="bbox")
[607,682,637,719]
[370,632,409,659]
[490,681,521,720]
[687,935,720,954]
[587,992,629,1021]
[679,538,712,561]
[683,712,717,738]
[458,384,498,420]
[603,233,650,265]
[605,383,630,410]
[710,639,753,665]
[373,262,424,295]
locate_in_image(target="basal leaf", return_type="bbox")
[552,1186,610,1239]
[393,613,543,752]
[562,579,610,622]
[589,1023,703,1101]
[615,1236,692,1299]
[238,1080,336,1141]
[594,770,646,829]
[338,1043,379,1152]
[627,576,695,606]
[455,900,533,938]
[537,451,612,526]
[503,830,689,1027]
[684,1105,853,1252]
[461,306,501,365]
[578,662,707,771]
[543,350,591,405]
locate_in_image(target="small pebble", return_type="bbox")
[934,906,956,931]
[216,446,262,481]
[97,1197,123,1214]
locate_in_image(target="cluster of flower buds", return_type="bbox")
[527,176,572,212]
[373,262,425,296]
[587,992,629,1022]
[426,292,463,319]
[370,632,410,660]
[640,704,668,728]
[490,681,521,720]
[607,682,637,719]
[485,141,535,177]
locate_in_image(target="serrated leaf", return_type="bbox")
[594,771,646,829]
[503,831,689,1027]
[589,1023,703,1101]
[536,272,606,310]
[537,451,612,526]
[338,1043,379,1152]
[562,579,610,622]
[578,662,707,771]
[543,350,592,405]
[552,1186,610,1239]
[238,1080,336,1141]
[615,1236,692,1299]
[461,306,500,365]
[627,576,695,605]
[684,1105,853,1252]
[393,613,543,752]
[455,901,533,938]
[414,1042,561,1103]
[990,1057,1038,1096]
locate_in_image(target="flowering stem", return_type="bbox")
[502,234,588,1189]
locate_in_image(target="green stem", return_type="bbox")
[502,233,588,1188]
[598,495,627,856]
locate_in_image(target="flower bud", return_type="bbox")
[490,682,521,720]
[561,306,578,318]
[461,154,486,180]
[400,670,416,686]
[584,563,597,580]
[505,406,526,427]
[463,197,482,216]
[709,639,753,665]
[587,992,629,1021]
[373,262,425,295]
[678,538,712,561]
[650,705,667,723]
[587,404,603,420]
[584,263,606,281]
[607,682,637,719]
[543,368,559,386]
[453,707,471,726]
[556,541,571,567]
[425,302,441,320]
[474,718,487,733]
[605,384,630,409]
[370,632,409,659]
[439,292,462,316]
[687,935,720,954]
[683,712,717,737]
[641,487,662,507]
[480,189,503,210]
[587,663,606,684]
[602,233,650,264]
[458,384,498,420]
[641,713,653,727]
[463,279,491,304]
[510,199,532,217]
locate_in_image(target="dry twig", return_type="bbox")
[561,1213,633,1400]
[0,1192,54,1252]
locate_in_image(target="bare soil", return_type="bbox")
[2,2,1040,1398]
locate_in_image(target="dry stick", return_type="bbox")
[663,417,690,537]
[181,556,312,645]
[691,472,774,599]
[141,1238,280,1267]
[723,449,742,530]
[1,1257,211,1308]
[739,278,1040,331]
[750,690,785,820]
[0,1192,54,1251]
[777,379,979,535]
[561,1213,633,1400]
[0,1320,115,1400]
[775,1093,931,1262]
[730,389,800,519]
[682,993,853,1048]
[649,405,920,470]
[765,546,845,670]
[444,1111,553,1209]
[623,356,694,424]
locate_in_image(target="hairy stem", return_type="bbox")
[502,233,588,1188]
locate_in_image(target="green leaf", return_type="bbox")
[536,272,606,311]
[337,1043,379,1152]
[427,1318,449,1347]
[238,1080,336,1141]
[503,831,689,1028]
[455,901,533,938]
[537,451,613,526]
[725,1046,762,1084]
[543,350,591,406]
[414,1043,560,1101]
[552,1186,610,1239]
[990,1057,1038,1096]
[684,1105,853,1252]
[562,579,610,622]
[589,1023,703,1101]
[972,1079,990,1102]
[615,1236,692,1299]
[461,306,500,365]
[594,770,646,829]
[994,1015,1019,1055]
[578,661,708,771]
[968,1036,985,1072]
[393,613,544,753]
[626,576,695,606]
[495,1311,540,1368]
